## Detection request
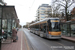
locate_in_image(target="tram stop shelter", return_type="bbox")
[0,5,19,49]
[61,21,75,37]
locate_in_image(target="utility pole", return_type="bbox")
[0,5,3,50]
[0,0,5,50]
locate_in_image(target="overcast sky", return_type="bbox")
[4,0,52,26]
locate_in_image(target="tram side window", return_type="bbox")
[40,24,43,31]
[35,25,39,31]
[47,20,52,31]
[59,23,61,31]
[32,25,35,30]
[43,23,46,33]
[40,23,46,32]
[30,26,32,29]
[47,25,48,31]
[43,26,46,33]
[29,26,30,28]
[33,25,35,30]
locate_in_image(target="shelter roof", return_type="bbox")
[0,5,18,19]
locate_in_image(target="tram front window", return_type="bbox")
[48,22,61,31]
[51,22,61,31]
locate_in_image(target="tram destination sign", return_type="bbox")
[51,20,59,22]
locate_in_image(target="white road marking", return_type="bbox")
[21,32,23,50]
[23,31,30,50]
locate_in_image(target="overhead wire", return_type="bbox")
[28,0,36,16]
[30,0,35,9]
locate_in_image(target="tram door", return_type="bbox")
[43,23,48,37]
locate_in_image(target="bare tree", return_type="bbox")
[0,0,6,5]
[51,4,61,17]
[52,0,75,21]
[45,5,60,18]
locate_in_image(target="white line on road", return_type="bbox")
[21,32,23,50]
[23,31,30,50]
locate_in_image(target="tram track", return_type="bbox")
[23,28,75,50]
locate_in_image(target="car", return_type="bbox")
[16,28,19,31]
[28,28,30,30]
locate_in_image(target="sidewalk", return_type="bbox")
[61,36,75,42]
[1,30,28,50]
[1,30,75,50]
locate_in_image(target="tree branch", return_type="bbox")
[55,2,65,7]
[53,0,66,5]
[59,0,66,5]
[68,2,73,8]
[59,4,65,7]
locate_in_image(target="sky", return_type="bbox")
[4,0,52,26]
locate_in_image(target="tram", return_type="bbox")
[30,18,61,39]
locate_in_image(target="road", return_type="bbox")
[22,28,75,50]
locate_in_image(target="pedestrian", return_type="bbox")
[2,29,5,41]
[12,27,18,42]
[2,29,4,35]
[2,29,7,41]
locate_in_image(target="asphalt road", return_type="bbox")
[23,28,75,50]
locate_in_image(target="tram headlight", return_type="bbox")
[48,31,51,34]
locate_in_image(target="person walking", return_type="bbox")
[12,27,18,42]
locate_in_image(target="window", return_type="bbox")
[41,11,45,13]
[41,17,45,18]
[71,24,75,30]
[41,8,45,10]
[40,24,43,31]
[48,9,52,11]
[35,25,39,31]
[39,23,47,33]
[48,19,61,31]
[41,14,44,15]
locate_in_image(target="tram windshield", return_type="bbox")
[48,19,61,31]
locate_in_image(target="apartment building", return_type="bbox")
[36,4,52,21]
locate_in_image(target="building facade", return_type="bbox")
[36,4,52,21]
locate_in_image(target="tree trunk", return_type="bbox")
[65,7,68,21]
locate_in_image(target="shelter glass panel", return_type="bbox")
[2,19,7,31]
[0,7,2,18]
[71,24,75,36]
[8,19,12,32]
[62,24,67,36]
[0,19,1,29]
[0,19,2,38]
[12,19,15,28]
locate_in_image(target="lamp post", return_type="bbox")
[0,0,5,49]
[0,5,3,50]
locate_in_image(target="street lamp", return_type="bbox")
[0,5,3,50]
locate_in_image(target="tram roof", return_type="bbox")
[30,18,59,26]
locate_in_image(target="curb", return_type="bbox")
[61,37,75,43]
[23,31,34,50]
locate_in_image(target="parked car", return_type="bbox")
[28,28,30,30]
[16,28,19,31]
